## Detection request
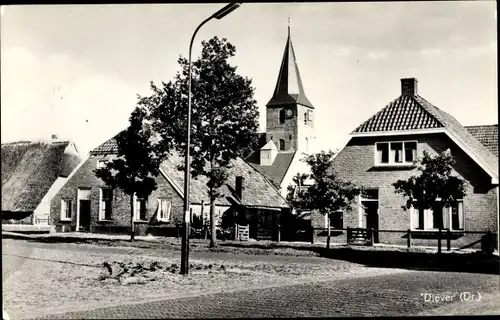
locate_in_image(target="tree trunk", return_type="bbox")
[326,213,331,250]
[209,195,217,248]
[130,194,135,242]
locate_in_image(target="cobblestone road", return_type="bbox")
[32,271,498,319]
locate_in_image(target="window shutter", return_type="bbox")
[410,206,419,229]
[157,199,162,220]
[60,200,66,220]
[424,209,432,230]
[164,201,171,221]
[442,207,450,229]
[458,201,464,229]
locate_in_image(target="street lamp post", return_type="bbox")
[181,2,241,275]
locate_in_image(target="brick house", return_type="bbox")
[245,26,315,197]
[49,135,289,239]
[311,78,498,248]
[2,137,81,227]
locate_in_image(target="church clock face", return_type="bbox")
[285,108,293,118]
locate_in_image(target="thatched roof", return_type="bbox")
[1,140,81,213]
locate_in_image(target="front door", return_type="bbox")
[79,200,91,232]
[363,201,379,243]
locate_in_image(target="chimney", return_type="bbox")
[235,176,245,202]
[401,78,418,96]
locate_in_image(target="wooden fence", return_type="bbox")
[310,226,497,252]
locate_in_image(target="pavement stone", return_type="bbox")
[29,271,499,319]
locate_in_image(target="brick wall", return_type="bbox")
[50,154,185,234]
[311,132,499,248]
[266,106,298,151]
[266,104,315,152]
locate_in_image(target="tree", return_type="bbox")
[393,149,467,247]
[286,173,310,211]
[94,106,169,241]
[142,37,259,247]
[287,150,361,249]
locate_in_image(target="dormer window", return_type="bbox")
[375,141,417,165]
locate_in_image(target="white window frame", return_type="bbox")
[325,210,343,229]
[99,188,113,221]
[157,199,172,222]
[134,194,148,222]
[374,140,417,166]
[96,159,108,169]
[60,199,72,221]
[410,199,464,231]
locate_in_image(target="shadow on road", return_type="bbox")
[218,242,499,275]
[4,232,498,275]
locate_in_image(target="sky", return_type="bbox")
[1,2,497,156]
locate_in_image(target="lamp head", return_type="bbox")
[212,3,241,20]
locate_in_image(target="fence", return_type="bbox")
[309,226,497,252]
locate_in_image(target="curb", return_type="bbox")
[2,232,37,240]
[15,268,410,320]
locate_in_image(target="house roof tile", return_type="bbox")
[88,135,288,208]
[350,84,498,180]
[160,152,289,208]
[465,124,498,158]
[352,96,444,133]
[246,150,297,188]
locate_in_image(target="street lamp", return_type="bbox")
[181,2,241,275]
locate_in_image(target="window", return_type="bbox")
[60,200,72,220]
[411,200,464,231]
[279,109,286,124]
[134,195,147,221]
[404,142,417,162]
[279,139,285,151]
[99,188,113,220]
[97,160,108,169]
[325,211,343,229]
[157,199,171,222]
[375,141,417,165]
[307,110,313,124]
[304,112,308,125]
[391,142,403,163]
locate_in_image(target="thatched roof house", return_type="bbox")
[1,139,81,223]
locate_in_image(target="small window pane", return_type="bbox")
[391,142,403,163]
[330,212,343,229]
[377,143,389,163]
[404,142,417,162]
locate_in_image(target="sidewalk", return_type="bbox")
[2,231,160,242]
[3,231,497,257]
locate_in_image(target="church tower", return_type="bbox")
[265,22,315,154]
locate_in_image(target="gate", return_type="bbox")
[347,227,374,246]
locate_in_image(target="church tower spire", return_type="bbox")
[264,22,316,154]
[266,19,313,109]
